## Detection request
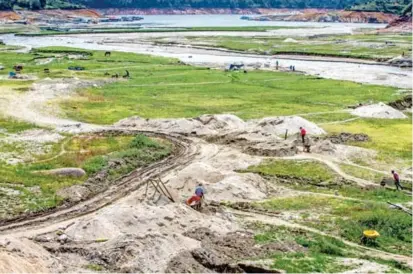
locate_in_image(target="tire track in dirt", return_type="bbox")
[0,131,197,236]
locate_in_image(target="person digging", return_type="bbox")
[299,127,306,144]
[391,170,403,191]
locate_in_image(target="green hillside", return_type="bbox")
[0,0,410,14]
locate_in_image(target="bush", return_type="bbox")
[82,156,108,175]
[130,134,161,149]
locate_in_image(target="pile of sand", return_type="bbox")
[116,114,326,138]
[283,38,298,43]
[0,237,52,273]
[48,202,237,272]
[351,102,407,119]
[251,116,326,136]
[116,114,247,135]
[165,163,268,202]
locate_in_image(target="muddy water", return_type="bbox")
[2,29,411,88]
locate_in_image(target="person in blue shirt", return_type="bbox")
[195,183,206,198]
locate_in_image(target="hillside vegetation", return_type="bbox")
[0,0,410,14]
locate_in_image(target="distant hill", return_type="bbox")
[0,0,410,15]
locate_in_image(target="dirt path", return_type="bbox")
[227,208,413,267]
[0,80,104,134]
[279,153,374,187]
[28,136,72,164]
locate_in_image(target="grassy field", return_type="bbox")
[0,47,401,125]
[246,159,337,182]
[183,33,412,59]
[251,196,412,256]
[249,222,411,273]
[245,159,411,203]
[324,117,412,163]
[0,124,171,219]
[15,50,398,124]
[1,46,409,165]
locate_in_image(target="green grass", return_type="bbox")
[0,115,38,133]
[243,158,411,203]
[253,195,341,211]
[271,252,350,273]
[84,264,104,271]
[0,47,402,124]
[324,118,412,162]
[251,196,412,256]
[245,159,337,182]
[304,112,358,124]
[339,163,384,182]
[0,133,171,220]
[185,33,412,60]
[289,183,411,204]
[250,223,405,273]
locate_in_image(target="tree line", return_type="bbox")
[0,0,409,14]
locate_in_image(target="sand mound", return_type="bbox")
[65,202,236,242]
[351,102,407,119]
[50,202,237,272]
[0,237,52,273]
[116,114,325,138]
[161,143,268,202]
[283,38,298,43]
[166,162,268,202]
[116,114,246,135]
[196,114,246,133]
[208,174,268,201]
[252,116,326,136]
[312,140,336,155]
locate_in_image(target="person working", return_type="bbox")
[299,127,307,144]
[195,183,205,198]
[391,170,403,190]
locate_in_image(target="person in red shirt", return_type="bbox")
[299,127,306,144]
[391,170,403,190]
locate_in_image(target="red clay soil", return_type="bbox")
[0,11,21,21]
[38,9,101,18]
[380,15,412,33]
[287,10,397,23]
